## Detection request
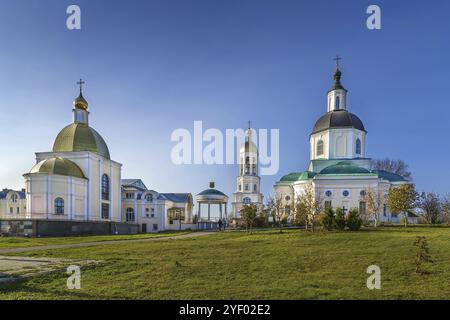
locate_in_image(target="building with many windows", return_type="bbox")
[121,179,194,233]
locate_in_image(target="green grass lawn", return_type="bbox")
[0,231,191,249]
[1,227,450,299]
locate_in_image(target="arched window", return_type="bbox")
[126,208,135,222]
[10,194,18,203]
[55,198,64,215]
[243,197,251,204]
[316,140,324,156]
[356,138,362,155]
[102,174,110,200]
[335,96,340,109]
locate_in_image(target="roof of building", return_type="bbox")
[52,123,110,159]
[312,109,366,135]
[29,157,86,179]
[319,161,372,175]
[121,179,148,191]
[158,193,192,203]
[374,170,407,182]
[279,171,317,182]
[0,189,26,200]
[197,188,228,197]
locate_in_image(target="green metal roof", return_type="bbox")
[280,171,317,182]
[374,170,407,182]
[30,157,86,179]
[53,123,111,159]
[319,161,372,175]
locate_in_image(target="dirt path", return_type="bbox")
[0,232,215,255]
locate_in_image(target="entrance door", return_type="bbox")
[142,224,147,233]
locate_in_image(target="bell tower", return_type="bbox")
[231,121,264,219]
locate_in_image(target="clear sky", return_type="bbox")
[1,0,449,208]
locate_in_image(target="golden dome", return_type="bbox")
[53,123,111,159]
[73,93,88,110]
[30,157,86,179]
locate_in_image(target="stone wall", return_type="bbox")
[0,219,139,237]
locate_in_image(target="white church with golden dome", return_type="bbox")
[23,81,122,222]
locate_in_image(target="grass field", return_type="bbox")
[1,227,449,299]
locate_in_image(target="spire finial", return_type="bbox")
[248,120,251,130]
[77,78,85,95]
[333,55,342,69]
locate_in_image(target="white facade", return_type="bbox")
[232,127,264,219]
[274,65,410,223]
[121,179,194,232]
[0,189,27,218]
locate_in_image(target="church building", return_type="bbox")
[274,62,409,222]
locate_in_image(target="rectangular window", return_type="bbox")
[10,207,13,214]
[16,207,19,214]
[383,204,387,217]
[145,208,149,212]
[152,224,158,231]
[101,203,110,219]
[126,193,134,199]
[324,201,332,211]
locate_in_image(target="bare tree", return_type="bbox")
[364,187,383,227]
[370,158,412,181]
[442,194,450,225]
[266,195,285,233]
[418,192,442,225]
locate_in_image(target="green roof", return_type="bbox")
[30,157,86,179]
[319,161,372,175]
[280,171,317,182]
[375,170,407,182]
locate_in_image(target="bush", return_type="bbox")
[322,207,335,231]
[346,208,362,231]
[334,208,346,231]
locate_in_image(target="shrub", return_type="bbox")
[414,236,433,274]
[334,208,346,231]
[346,208,362,231]
[321,207,335,231]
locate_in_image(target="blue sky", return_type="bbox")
[0,0,449,206]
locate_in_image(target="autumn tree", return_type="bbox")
[387,184,418,227]
[295,183,322,232]
[240,204,258,233]
[363,187,383,227]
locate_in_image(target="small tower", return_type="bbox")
[231,122,264,220]
[327,56,348,112]
[73,79,89,124]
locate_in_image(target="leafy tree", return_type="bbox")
[363,187,383,227]
[334,207,346,231]
[240,204,258,233]
[417,192,442,225]
[321,207,335,231]
[387,184,418,227]
[266,195,285,233]
[255,209,269,228]
[370,158,412,180]
[414,236,433,275]
[346,208,362,231]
